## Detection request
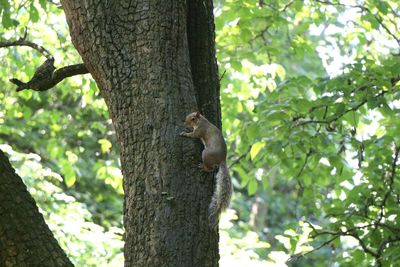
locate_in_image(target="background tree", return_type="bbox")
[0,150,73,266]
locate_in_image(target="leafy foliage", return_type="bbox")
[215,0,400,266]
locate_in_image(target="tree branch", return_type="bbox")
[0,28,53,60]
[288,235,339,262]
[297,92,380,126]
[296,150,312,179]
[303,221,379,258]
[0,29,90,92]
[314,0,400,47]
[300,218,400,265]
[378,145,400,221]
[9,61,88,92]
[281,0,295,12]
[296,74,400,126]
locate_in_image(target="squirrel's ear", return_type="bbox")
[195,111,201,118]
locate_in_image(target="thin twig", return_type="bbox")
[281,0,295,12]
[229,146,251,169]
[314,0,400,47]
[297,90,387,126]
[219,69,227,82]
[0,28,53,60]
[296,150,312,179]
[288,236,339,262]
[303,221,379,258]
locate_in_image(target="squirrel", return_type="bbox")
[180,112,232,229]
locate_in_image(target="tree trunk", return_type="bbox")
[0,150,73,267]
[61,1,220,266]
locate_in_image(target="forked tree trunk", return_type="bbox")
[61,1,221,266]
[0,150,73,267]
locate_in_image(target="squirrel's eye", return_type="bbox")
[191,118,195,121]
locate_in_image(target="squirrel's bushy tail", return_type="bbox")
[208,161,232,229]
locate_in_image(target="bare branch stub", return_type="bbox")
[0,31,90,92]
[9,61,88,92]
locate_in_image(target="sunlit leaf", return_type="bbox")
[250,141,265,161]
[98,138,112,153]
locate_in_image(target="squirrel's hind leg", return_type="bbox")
[201,149,218,172]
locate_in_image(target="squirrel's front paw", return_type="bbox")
[180,131,187,136]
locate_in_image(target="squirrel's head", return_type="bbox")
[184,112,201,128]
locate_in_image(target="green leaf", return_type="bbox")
[302,174,312,186]
[275,64,286,81]
[23,108,32,120]
[248,179,258,196]
[66,151,78,164]
[362,13,379,29]
[240,28,252,42]
[335,103,345,115]
[0,0,10,8]
[39,0,47,10]
[98,138,112,153]
[376,1,389,15]
[231,60,242,71]
[250,141,265,161]
[261,175,269,190]
[30,5,39,22]
[293,99,312,112]
[62,161,76,187]
[266,110,290,121]
[236,166,250,188]
[2,9,17,28]
[246,123,259,140]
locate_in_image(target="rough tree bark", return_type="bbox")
[61,0,221,266]
[0,150,73,267]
